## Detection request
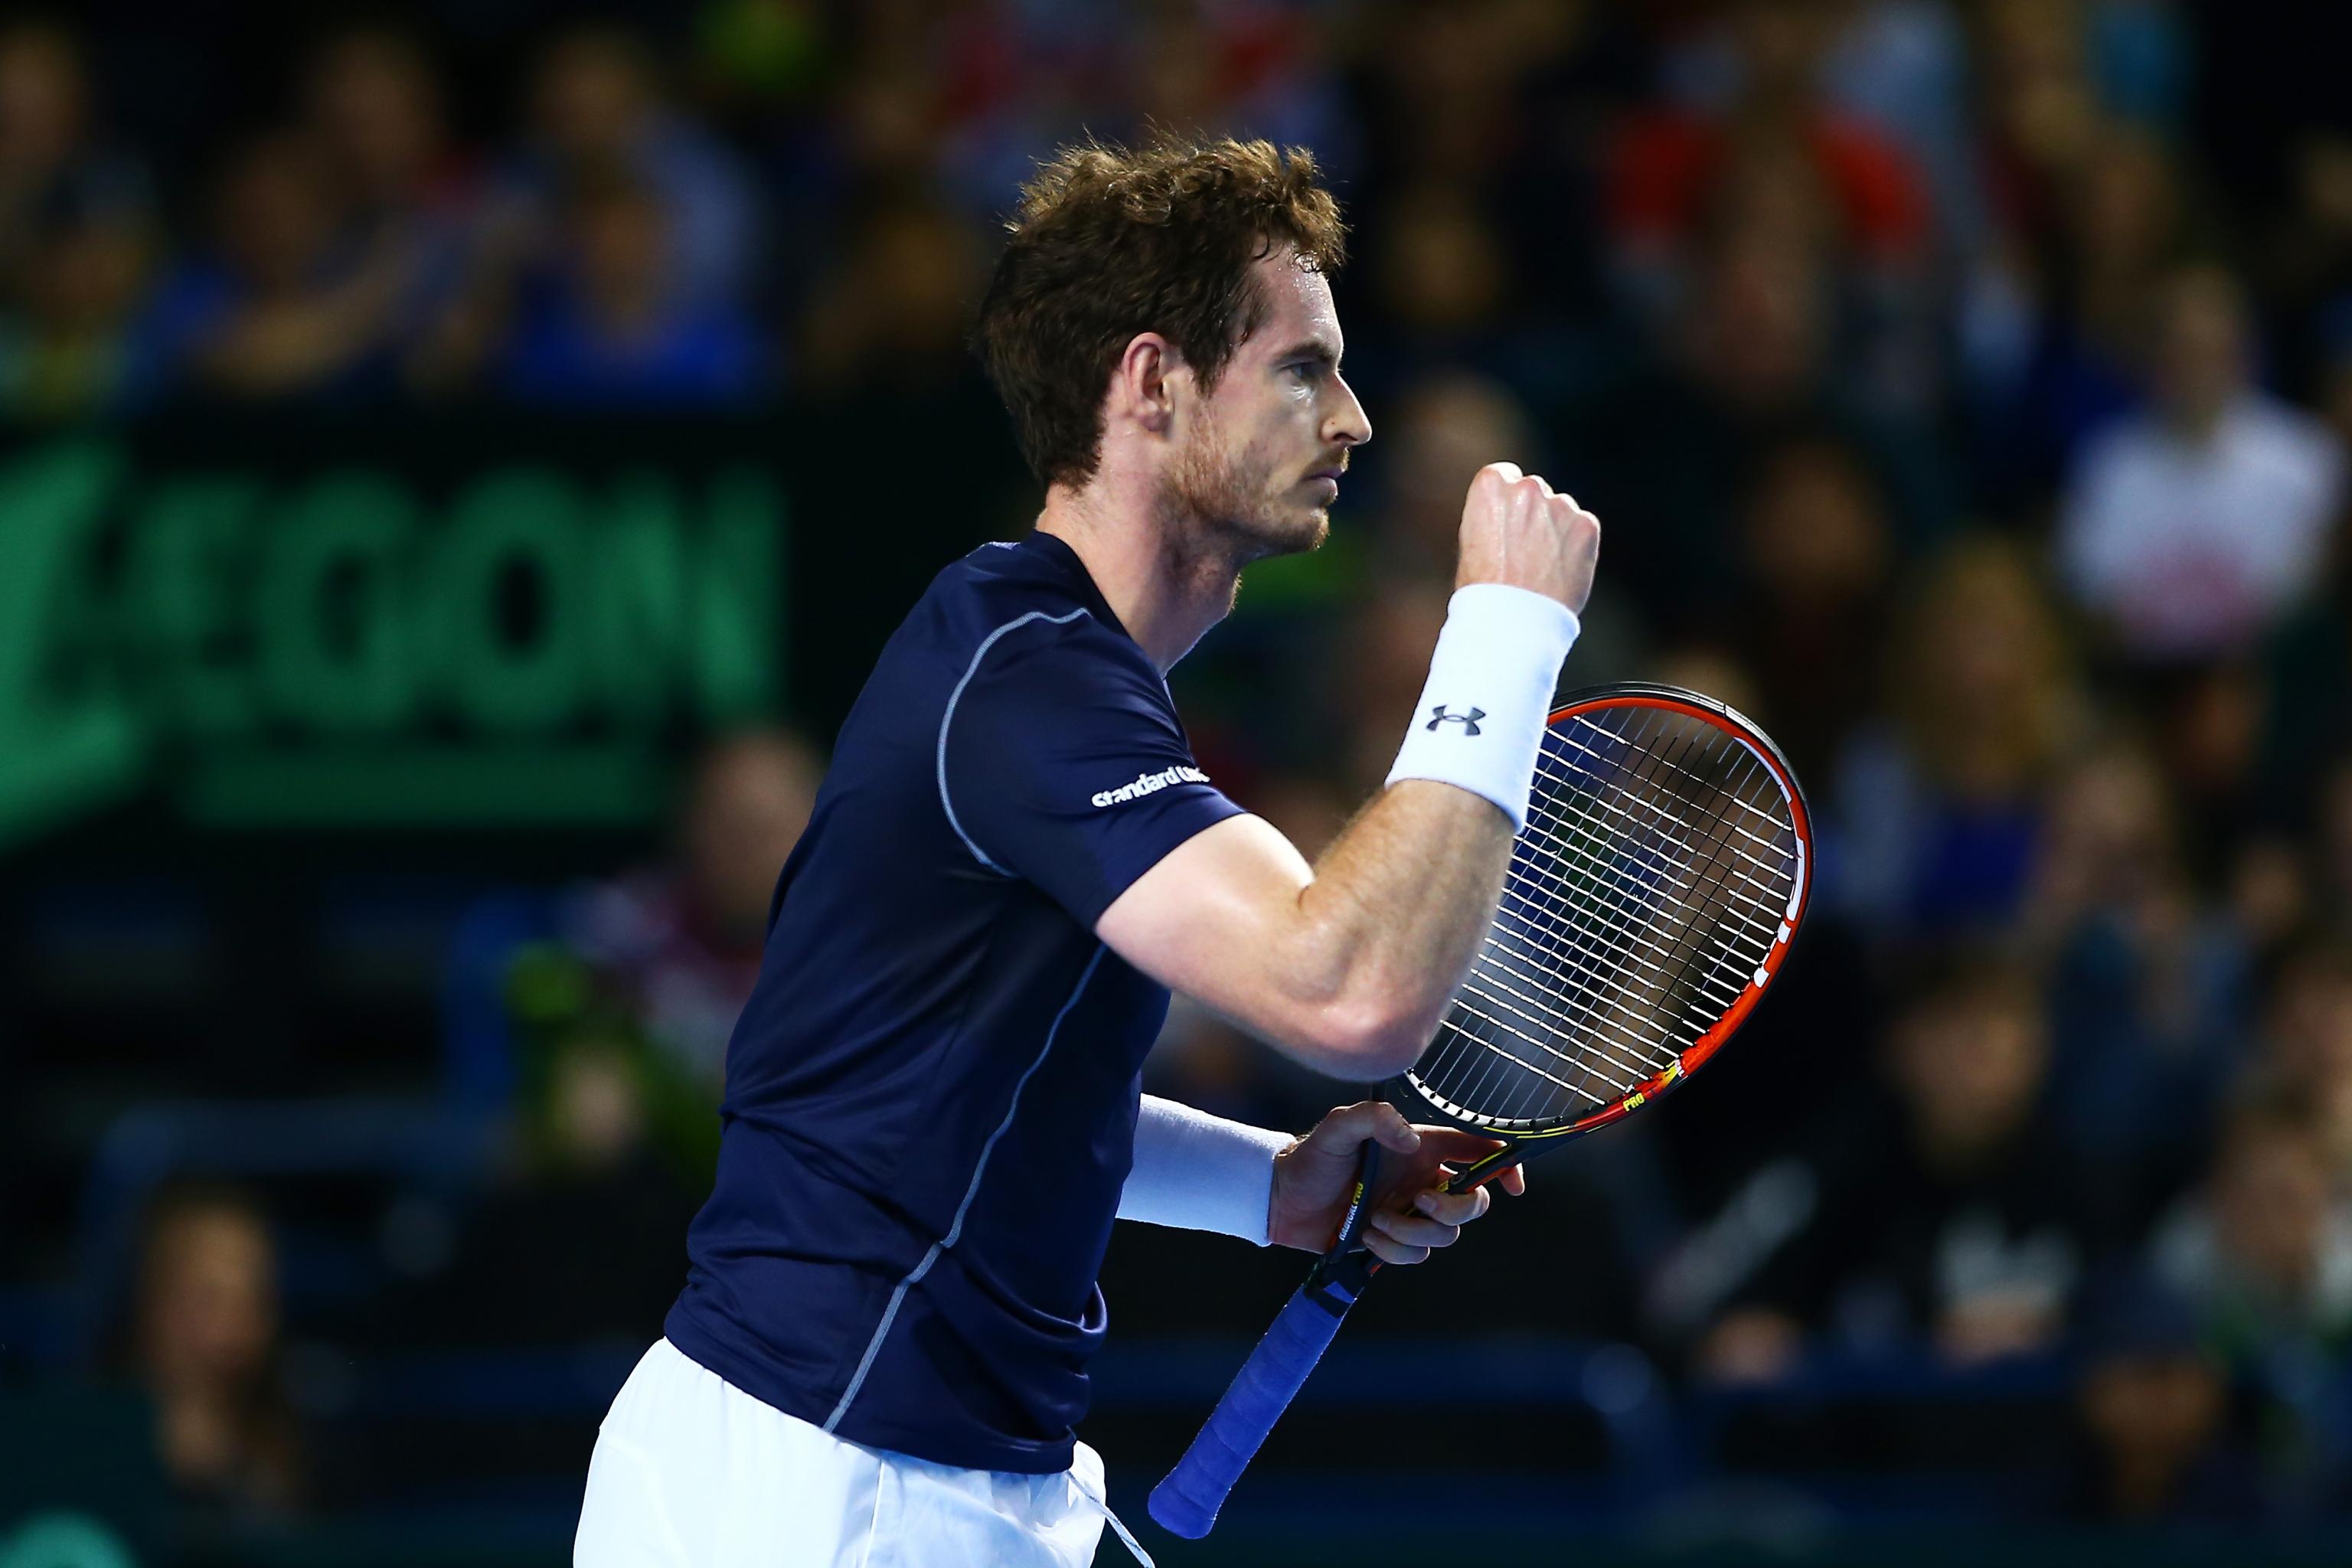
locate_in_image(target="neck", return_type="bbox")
[1035,480,1240,671]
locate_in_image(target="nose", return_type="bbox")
[1324,372,1370,449]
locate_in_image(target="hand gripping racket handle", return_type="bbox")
[1146,1271,1361,1538]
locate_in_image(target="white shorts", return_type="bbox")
[574,1338,1148,1568]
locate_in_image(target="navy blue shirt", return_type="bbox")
[665,531,1243,1472]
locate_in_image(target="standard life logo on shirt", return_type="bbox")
[1091,766,1210,808]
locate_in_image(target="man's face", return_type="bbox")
[1159,247,1370,567]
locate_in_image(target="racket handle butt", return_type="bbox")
[1146,1279,1353,1538]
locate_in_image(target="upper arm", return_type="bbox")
[943,616,1419,1076]
[940,619,1243,927]
[1095,813,1380,1073]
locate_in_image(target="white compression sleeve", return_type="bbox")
[1384,583,1580,833]
[1116,1096,1295,1246]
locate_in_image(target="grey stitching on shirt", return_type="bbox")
[935,607,1092,872]
[822,945,1108,1432]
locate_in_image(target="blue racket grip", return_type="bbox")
[1147,1276,1357,1538]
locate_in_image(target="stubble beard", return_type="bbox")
[1155,423,1328,611]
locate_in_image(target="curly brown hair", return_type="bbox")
[972,133,1348,491]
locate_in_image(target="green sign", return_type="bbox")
[1,436,784,843]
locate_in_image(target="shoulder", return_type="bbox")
[2235,397,2344,475]
[948,607,1168,744]
[927,544,1155,695]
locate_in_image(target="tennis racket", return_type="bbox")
[1147,681,1814,1538]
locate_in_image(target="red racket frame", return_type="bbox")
[1412,683,1815,1192]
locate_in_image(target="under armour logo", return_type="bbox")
[1426,704,1486,736]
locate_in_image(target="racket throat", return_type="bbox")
[1444,1140,1528,1195]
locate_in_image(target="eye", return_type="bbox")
[1287,361,1321,381]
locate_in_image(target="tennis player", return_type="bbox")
[575,135,1600,1566]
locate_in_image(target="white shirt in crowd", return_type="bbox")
[2059,394,2346,660]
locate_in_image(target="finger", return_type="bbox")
[1483,460,1523,485]
[1368,1210,1462,1250]
[1410,1126,1509,1165]
[1370,1103,1424,1155]
[1499,1165,1528,1197]
[1411,1185,1492,1227]
[1312,1102,1422,1157]
[1363,1229,1433,1266]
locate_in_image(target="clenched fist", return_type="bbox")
[1455,461,1602,615]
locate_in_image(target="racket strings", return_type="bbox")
[1412,702,1802,1131]
[1467,761,1736,1076]
[1502,710,1789,1116]
[1539,733,1795,920]
[1514,761,1787,959]
[1427,714,1697,1122]
[1450,709,1734,1118]
[1499,712,1754,1112]
[1514,780,1772,995]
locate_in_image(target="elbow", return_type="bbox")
[1301,997,1438,1080]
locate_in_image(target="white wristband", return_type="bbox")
[1385,584,1580,833]
[1117,1096,1294,1246]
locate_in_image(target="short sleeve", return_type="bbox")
[940,618,1243,926]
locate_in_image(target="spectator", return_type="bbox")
[1123,2,1354,169]
[1608,0,1935,416]
[143,132,413,401]
[1729,433,1900,785]
[0,22,142,297]
[1367,371,1540,583]
[1553,213,1954,627]
[498,160,767,408]
[1962,119,2197,503]
[0,157,159,418]
[2030,737,2249,1221]
[2151,1092,2352,1461]
[1358,179,1516,365]
[122,1184,302,1526]
[2259,132,2352,398]
[1969,0,2124,251]
[1832,536,2082,938]
[302,25,472,230]
[504,24,760,310]
[793,194,982,396]
[2047,1270,2261,1521]
[1815,0,1981,257]
[297,24,476,335]
[1347,0,1621,338]
[1609,0,1932,279]
[2247,934,2352,1186]
[2058,263,2346,663]
[1697,946,2109,1382]
[554,727,822,1089]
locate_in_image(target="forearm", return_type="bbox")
[1273,777,1516,1067]
[1099,585,1578,1078]
[1099,456,1591,1074]
[1272,582,1578,1070]
[1116,1095,1293,1243]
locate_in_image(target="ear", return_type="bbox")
[1111,331,1184,437]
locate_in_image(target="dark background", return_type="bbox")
[11,0,2352,1562]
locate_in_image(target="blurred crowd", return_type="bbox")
[21,0,2352,1548]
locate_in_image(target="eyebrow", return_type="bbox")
[1272,338,1342,369]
